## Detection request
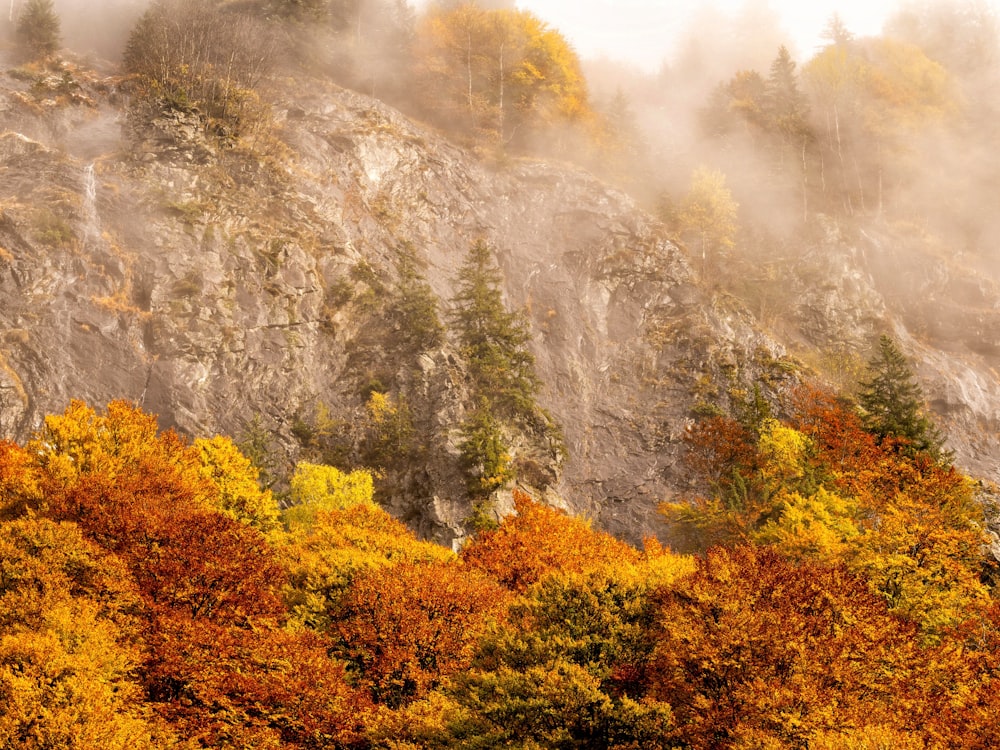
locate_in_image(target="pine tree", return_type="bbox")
[387,253,444,353]
[821,13,854,48]
[459,400,513,511]
[765,45,809,139]
[16,0,60,59]
[450,239,538,417]
[857,335,947,459]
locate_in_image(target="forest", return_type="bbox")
[4,0,1000,747]
[2,352,1000,747]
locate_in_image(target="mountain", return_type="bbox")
[1,57,999,546]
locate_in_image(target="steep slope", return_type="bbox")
[753,218,1000,485]
[0,63,794,544]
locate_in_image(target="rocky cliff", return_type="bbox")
[2,59,999,546]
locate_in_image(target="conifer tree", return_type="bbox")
[450,239,538,417]
[16,0,59,59]
[765,45,809,139]
[387,253,444,353]
[857,334,947,459]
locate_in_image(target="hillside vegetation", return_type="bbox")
[0,394,998,748]
[4,0,1000,745]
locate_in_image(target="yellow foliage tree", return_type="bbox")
[0,518,174,748]
[676,166,739,273]
[193,435,280,536]
[281,503,453,630]
[283,461,375,527]
[804,37,953,214]
[415,3,591,148]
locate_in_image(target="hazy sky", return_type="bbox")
[515,0,903,70]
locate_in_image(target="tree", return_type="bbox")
[820,12,854,47]
[333,561,508,707]
[450,240,538,418]
[281,502,453,630]
[144,616,368,747]
[283,462,375,527]
[804,35,952,215]
[446,571,676,748]
[386,252,444,353]
[765,45,809,136]
[414,4,590,147]
[857,334,947,458]
[194,435,281,536]
[644,545,924,748]
[458,401,513,522]
[675,167,739,275]
[123,0,277,139]
[15,0,59,59]
[0,518,171,748]
[461,492,641,592]
[29,401,286,626]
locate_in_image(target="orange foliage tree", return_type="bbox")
[667,384,992,638]
[1,400,368,747]
[461,491,641,592]
[333,560,508,707]
[644,545,927,748]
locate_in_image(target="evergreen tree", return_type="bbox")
[450,239,539,417]
[387,253,444,353]
[858,335,947,459]
[16,0,59,59]
[459,399,513,520]
[764,45,809,140]
[821,12,855,48]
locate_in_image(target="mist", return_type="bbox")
[5,0,1000,319]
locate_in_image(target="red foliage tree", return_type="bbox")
[334,560,508,707]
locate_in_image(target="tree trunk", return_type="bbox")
[801,136,809,224]
[497,40,505,143]
[466,26,475,130]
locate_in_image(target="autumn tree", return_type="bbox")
[667,383,989,638]
[284,461,376,526]
[675,166,739,275]
[462,491,641,592]
[333,560,508,707]
[281,501,453,630]
[858,334,947,458]
[0,518,169,749]
[144,617,368,747]
[0,440,42,519]
[804,35,952,215]
[415,3,590,148]
[194,435,281,536]
[644,545,924,747]
[699,69,768,143]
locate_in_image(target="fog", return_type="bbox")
[6,0,1000,273]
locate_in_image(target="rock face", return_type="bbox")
[3,64,1000,546]
[0,68,794,544]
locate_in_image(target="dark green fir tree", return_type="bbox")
[450,239,539,418]
[858,334,948,460]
